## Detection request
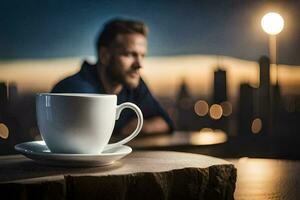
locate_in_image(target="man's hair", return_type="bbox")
[96,18,148,51]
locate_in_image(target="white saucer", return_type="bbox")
[14,141,132,167]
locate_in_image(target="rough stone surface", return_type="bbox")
[0,151,236,200]
[65,166,236,200]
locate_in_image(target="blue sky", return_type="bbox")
[1,0,299,65]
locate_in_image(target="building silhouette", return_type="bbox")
[212,68,229,133]
[271,84,282,136]
[175,79,194,130]
[213,68,227,103]
[0,82,8,119]
[8,82,18,104]
[258,56,271,135]
[238,83,255,136]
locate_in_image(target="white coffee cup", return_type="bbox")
[36,93,143,154]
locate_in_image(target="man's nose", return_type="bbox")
[133,55,143,68]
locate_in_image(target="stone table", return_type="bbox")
[0,151,236,200]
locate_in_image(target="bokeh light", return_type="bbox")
[190,128,228,145]
[261,12,284,35]
[194,100,209,116]
[0,123,9,139]
[251,118,262,134]
[209,104,223,120]
[220,101,233,117]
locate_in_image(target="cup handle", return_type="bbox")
[105,102,143,150]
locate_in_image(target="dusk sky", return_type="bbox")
[1,0,299,65]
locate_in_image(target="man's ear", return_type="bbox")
[98,47,111,65]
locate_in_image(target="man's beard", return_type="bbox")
[105,59,141,88]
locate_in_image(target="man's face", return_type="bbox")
[103,33,147,89]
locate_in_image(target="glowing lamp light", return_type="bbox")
[261,12,284,35]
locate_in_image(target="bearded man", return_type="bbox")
[52,18,174,135]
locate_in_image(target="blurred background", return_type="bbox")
[0,0,300,157]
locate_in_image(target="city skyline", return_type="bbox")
[0,54,300,98]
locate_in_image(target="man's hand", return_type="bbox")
[120,117,170,136]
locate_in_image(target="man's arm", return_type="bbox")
[120,116,170,136]
[123,79,174,135]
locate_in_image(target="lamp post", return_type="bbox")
[261,12,284,85]
[261,12,285,136]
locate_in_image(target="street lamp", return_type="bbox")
[261,12,284,84]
